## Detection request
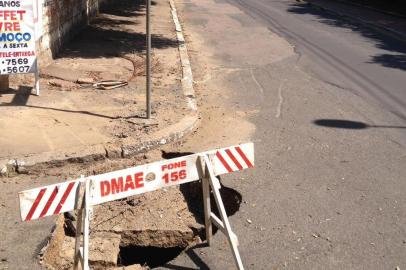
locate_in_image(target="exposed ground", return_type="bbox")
[0,0,186,162]
[2,0,406,269]
[1,1,244,269]
[0,0,202,269]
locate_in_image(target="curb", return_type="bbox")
[303,0,406,42]
[0,0,198,174]
[170,0,197,112]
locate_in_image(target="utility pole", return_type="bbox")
[146,0,152,119]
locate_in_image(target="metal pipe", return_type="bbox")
[146,0,152,119]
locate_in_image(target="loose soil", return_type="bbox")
[0,0,253,269]
[37,151,242,269]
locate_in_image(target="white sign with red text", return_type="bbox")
[0,0,37,75]
[19,143,254,221]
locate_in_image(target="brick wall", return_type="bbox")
[35,0,107,63]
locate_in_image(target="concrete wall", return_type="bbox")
[35,0,107,63]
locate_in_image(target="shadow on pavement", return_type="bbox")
[0,100,149,120]
[102,0,157,18]
[161,151,243,238]
[163,243,211,269]
[159,152,242,270]
[287,2,406,71]
[369,54,406,71]
[56,0,176,60]
[0,86,33,106]
[337,0,406,17]
[313,119,406,129]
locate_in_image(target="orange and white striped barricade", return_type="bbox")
[19,143,254,270]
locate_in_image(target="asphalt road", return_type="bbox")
[161,0,406,269]
[2,0,404,269]
[230,0,406,121]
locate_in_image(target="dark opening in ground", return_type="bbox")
[162,151,243,240]
[118,245,184,268]
[161,150,195,159]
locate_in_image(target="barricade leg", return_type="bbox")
[34,70,40,96]
[200,155,245,270]
[73,207,83,270]
[82,179,91,269]
[73,178,91,270]
[200,158,212,246]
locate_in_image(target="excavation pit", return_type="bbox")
[118,246,184,268]
[40,155,242,269]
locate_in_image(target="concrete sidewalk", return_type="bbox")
[305,0,406,41]
[0,0,197,173]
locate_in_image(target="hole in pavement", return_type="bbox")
[42,151,243,269]
[161,150,195,159]
[162,151,243,239]
[180,180,242,238]
[118,245,184,268]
